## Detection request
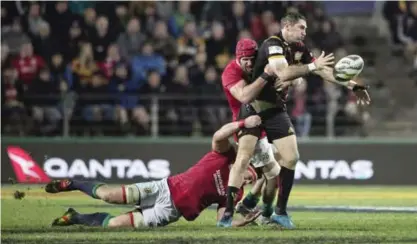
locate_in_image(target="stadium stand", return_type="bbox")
[1,1,416,137]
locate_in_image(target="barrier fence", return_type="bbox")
[2,137,416,185]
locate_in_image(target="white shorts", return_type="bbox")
[249,137,277,168]
[134,179,181,227]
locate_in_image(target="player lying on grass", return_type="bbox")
[46,115,264,228]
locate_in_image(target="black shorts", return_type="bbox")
[258,107,295,143]
[236,104,261,139]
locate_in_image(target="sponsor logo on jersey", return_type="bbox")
[268,46,283,55]
[294,51,303,61]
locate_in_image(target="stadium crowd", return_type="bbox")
[2,1,363,137]
[383,1,417,81]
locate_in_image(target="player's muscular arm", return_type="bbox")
[212,115,262,153]
[229,78,269,104]
[217,207,261,227]
[313,69,360,89]
[313,69,371,104]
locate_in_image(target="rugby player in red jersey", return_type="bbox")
[45,115,263,228]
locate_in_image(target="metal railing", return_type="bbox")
[3,92,359,138]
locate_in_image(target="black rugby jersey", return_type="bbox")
[251,32,314,110]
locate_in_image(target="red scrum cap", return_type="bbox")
[235,38,257,60]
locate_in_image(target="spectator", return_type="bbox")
[71,43,98,91]
[156,2,175,21]
[83,7,97,38]
[311,19,344,53]
[174,1,195,33]
[113,3,130,35]
[22,2,47,40]
[167,65,195,136]
[238,29,253,40]
[98,44,123,79]
[26,67,63,135]
[46,1,76,45]
[140,2,159,36]
[151,20,178,64]
[69,1,95,15]
[2,17,31,55]
[197,66,226,136]
[227,1,250,44]
[291,80,312,138]
[383,1,408,46]
[65,20,86,61]
[131,42,166,85]
[90,16,116,62]
[398,2,417,76]
[260,10,276,39]
[205,21,231,69]
[2,66,27,135]
[1,43,13,67]
[110,63,149,135]
[49,53,68,86]
[177,21,205,66]
[81,71,116,128]
[139,70,174,135]
[189,51,207,86]
[32,22,59,61]
[117,18,146,61]
[12,42,46,85]
[267,21,281,37]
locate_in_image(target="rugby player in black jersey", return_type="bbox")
[220,12,370,229]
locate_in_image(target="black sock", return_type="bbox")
[68,180,105,199]
[225,186,240,217]
[73,212,113,227]
[276,167,295,215]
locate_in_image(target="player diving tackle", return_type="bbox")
[45,115,266,228]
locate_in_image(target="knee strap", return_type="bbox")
[129,211,146,228]
[124,184,141,204]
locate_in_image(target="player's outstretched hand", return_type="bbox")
[244,115,262,128]
[353,84,371,105]
[313,51,335,71]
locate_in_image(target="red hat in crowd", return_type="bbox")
[235,38,257,60]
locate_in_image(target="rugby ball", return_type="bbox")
[333,55,364,83]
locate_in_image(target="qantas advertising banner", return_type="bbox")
[1,139,416,185]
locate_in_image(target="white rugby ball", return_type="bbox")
[333,55,364,83]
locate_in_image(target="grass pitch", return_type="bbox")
[2,185,417,244]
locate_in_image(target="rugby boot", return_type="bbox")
[51,208,78,226]
[270,213,296,229]
[217,212,233,227]
[256,215,273,226]
[45,179,73,194]
[235,201,253,217]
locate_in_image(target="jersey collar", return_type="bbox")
[276,32,289,46]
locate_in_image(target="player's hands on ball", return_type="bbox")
[244,115,262,128]
[314,51,335,71]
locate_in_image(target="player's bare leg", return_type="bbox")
[236,177,264,216]
[45,180,142,205]
[218,134,258,227]
[51,208,146,228]
[270,134,299,229]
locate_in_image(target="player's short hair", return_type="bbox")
[280,12,306,26]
